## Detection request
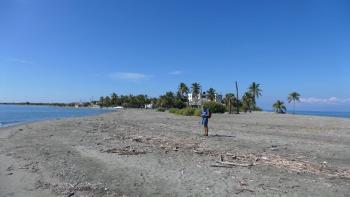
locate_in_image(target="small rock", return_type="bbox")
[68,192,75,197]
[271,145,279,151]
[6,165,14,171]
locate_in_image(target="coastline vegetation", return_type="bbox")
[272,92,301,114]
[288,92,301,114]
[273,100,287,114]
[3,82,301,115]
[1,82,266,114]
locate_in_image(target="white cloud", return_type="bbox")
[109,72,151,81]
[169,70,182,75]
[300,97,350,105]
[7,58,33,65]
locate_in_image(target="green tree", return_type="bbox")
[224,93,236,114]
[242,92,254,113]
[119,95,129,107]
[136,95,144,108]
[273,100,287,114]
[99,96,105,107]
[178,82,189,106]
[249,82,262,109]
[104,96,111,107]
[111,92,118,106]
[288,92,301,114]
[203,101,226,113]
[207,88,216,101]
[178,83,189,98]
[191,83,201,103]
[158,92,176,108]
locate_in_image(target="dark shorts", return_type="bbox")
[202,118,208,126]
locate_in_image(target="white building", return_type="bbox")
[145,104,153,109]
[188,92,223,106]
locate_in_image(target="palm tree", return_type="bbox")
[273,100,287,114]
[288,92,301,114]
[158,92,175,108]
[178,83,189,97]
[191,83,201,103]
[249,82,262,109]
[136,94,147,108]
[207,88,216,101]
[242,92,253,113]
[111,92,118,106]
[104,96,111,107]
[224,93,236,114]
[99,96,105,107]
[178,82,189,106]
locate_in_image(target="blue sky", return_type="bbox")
[1,0,349,111]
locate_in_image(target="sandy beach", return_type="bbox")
[1,109,350,197]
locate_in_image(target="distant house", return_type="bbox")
[74,102,84,108]
[91,104,100,108]
[188,92,223,106]
[145,104,153,109]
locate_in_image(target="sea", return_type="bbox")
[0,104,110,128]
[1,104,350,128]
[289,111,350,118]
[266,110,350,119]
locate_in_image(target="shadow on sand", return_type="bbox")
[209,134,236,138]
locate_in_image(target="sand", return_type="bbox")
[1,109,350,197]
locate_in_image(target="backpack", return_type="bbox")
[208,110,212,118]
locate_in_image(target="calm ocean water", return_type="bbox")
[266,110,350,118]
[0,104,110,127]
[292,111,350,118]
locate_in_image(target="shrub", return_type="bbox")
[174,99,187,109]
[253,106,263,111]
[156,108,166,112]
[168,107,202,116]
[194,109,202,116]
[203,101,226,113]
[180,108,196,116]
[168,108,179,113]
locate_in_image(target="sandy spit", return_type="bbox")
[1,109,350,197]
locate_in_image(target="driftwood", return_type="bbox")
[103,148,147,155]
[127,135,350,180]
[210,164,234,168]
[235,188,255,194]
[211,161,255,168]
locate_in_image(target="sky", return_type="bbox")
[0,0,350,111]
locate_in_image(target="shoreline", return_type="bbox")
[2,110,350,130]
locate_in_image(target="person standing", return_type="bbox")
[201,108,210,136]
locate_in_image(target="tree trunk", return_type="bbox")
[253,92,256,109]
[293,101,295,115]
[229,99,232,114]
[235,81,240,114]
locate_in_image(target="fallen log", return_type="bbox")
[217,161,255,167]
[210,161,255,168]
